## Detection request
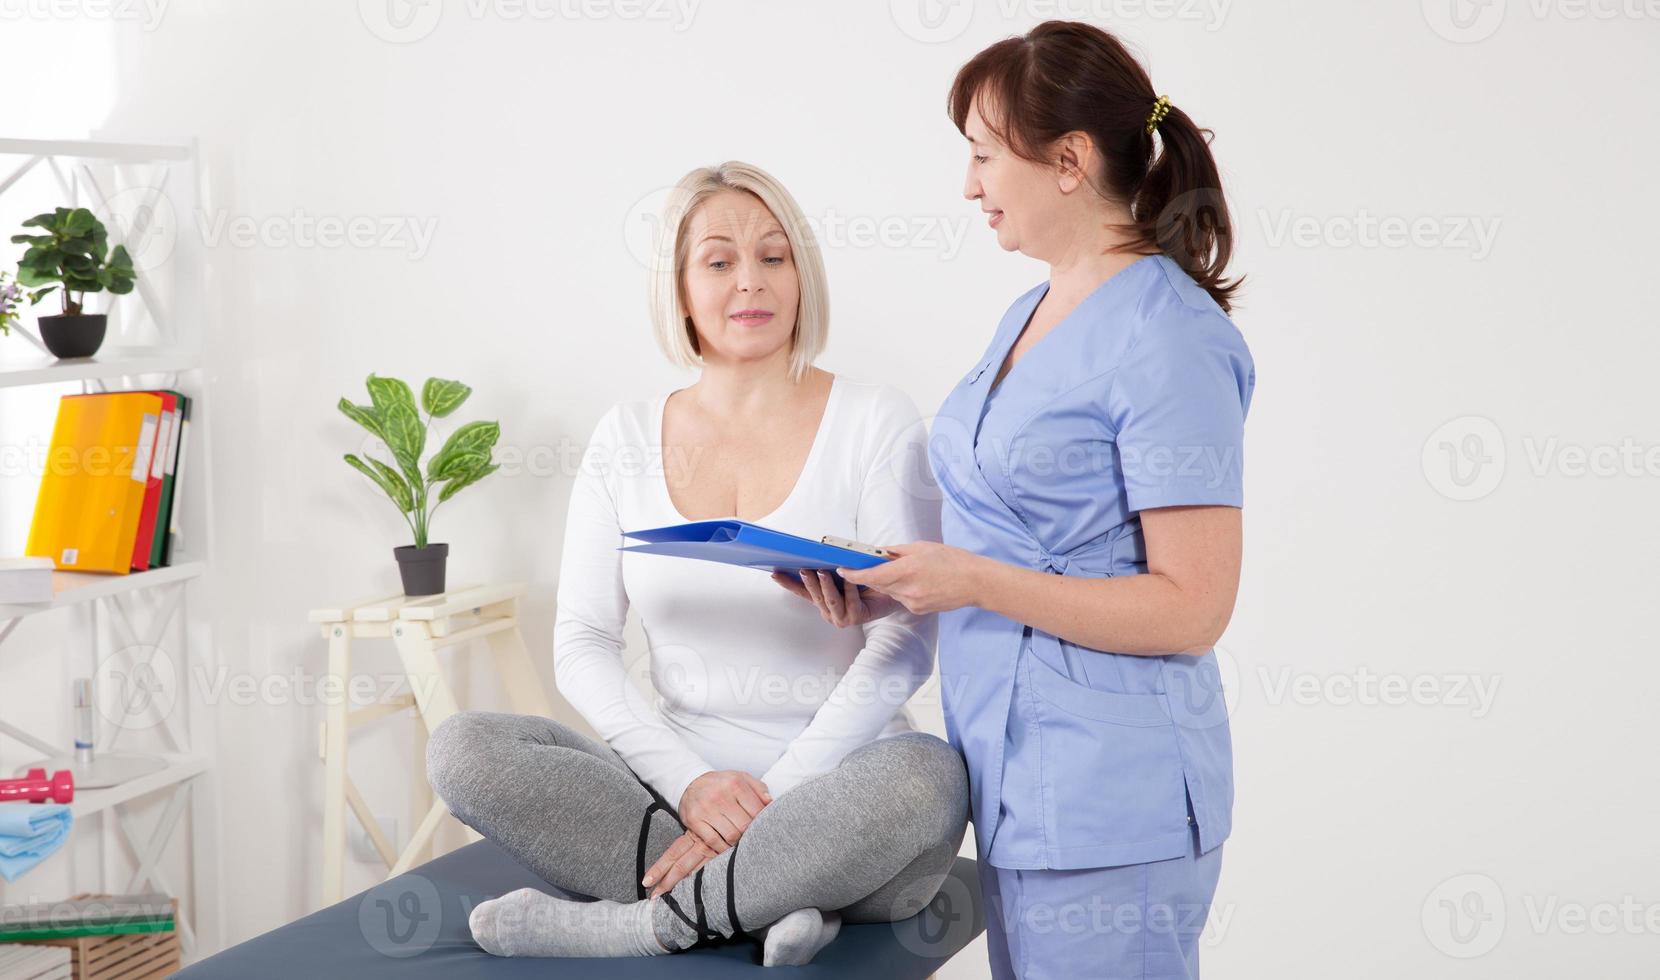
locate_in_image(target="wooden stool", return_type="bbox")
[308,581,554,906]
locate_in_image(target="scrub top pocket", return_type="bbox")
[1019,648,1193,868]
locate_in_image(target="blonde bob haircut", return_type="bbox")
[649,161,829,382]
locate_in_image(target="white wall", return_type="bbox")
[2,1,1657,976]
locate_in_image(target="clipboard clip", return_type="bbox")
[820,535,892,559]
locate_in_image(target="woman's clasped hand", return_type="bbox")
[643,769,772,899]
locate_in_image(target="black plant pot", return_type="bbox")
[39,313,108,359]
[394,542,449,596]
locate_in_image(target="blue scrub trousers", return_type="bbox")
[976,828,1223,980]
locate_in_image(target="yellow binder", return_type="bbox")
[26,392,165,574]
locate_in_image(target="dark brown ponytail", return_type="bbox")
[948,20,1242,312]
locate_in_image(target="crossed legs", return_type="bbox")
[425,711,969,957]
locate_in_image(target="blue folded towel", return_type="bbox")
[0,802,73,882]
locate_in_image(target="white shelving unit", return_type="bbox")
[0,346,199,389]
[0,138,222,960]
[69,754,212,820]
[0,560,205,622]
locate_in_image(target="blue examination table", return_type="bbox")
[172,838,984,977]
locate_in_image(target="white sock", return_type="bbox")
[761,908,842,967]
[468,887,672,958]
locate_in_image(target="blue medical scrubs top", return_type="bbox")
[928,254,1255,870]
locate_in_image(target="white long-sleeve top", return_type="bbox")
[552,376,941,809]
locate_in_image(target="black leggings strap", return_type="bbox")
[693,867,709,936]
[660,891,697,932]
[726,840,748,939]
[638,796,728,949]
[660,890,721,947]
[635,800,669,901]
[659,864,729,948]
[673,845,750,942]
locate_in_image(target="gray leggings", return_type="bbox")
[425,710,969,946]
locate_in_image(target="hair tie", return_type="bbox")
[1145,94,1173,134]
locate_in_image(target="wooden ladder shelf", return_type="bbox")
[307,581,553,905]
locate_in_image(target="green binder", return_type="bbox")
[149,390,189,568]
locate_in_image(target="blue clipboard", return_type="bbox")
[619,519,889,585]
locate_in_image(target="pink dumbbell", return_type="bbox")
[0,768,75,804]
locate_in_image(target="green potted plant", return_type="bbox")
[10,206,137,358]
[338,374,501,596]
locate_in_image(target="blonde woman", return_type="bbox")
[425,162,969,963]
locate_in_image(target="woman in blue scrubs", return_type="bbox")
[776,20,1254,979]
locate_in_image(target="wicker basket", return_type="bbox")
[18,894,179,980]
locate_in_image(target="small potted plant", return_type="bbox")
[338,374,501,596]
[10,206,136,358]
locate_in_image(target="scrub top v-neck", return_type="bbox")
[929,254,1256,871]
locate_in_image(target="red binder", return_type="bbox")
[129,391,176,571]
